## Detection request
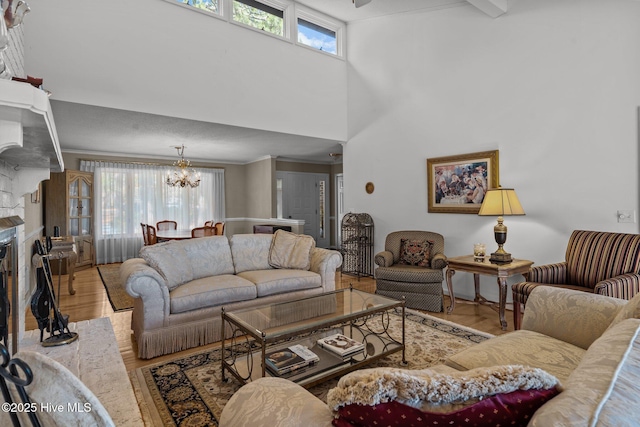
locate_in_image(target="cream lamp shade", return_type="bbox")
[478,188,525,264]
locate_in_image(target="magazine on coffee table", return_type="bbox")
[317,333,365,357]
[265,345,319,375]
[288,344,320,363]
[274,344,350,381]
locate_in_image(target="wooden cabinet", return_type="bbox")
[44,170,95,271]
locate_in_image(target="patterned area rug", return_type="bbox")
[131,309,493,427]
[97,263,134,312]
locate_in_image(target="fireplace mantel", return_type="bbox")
[0,79,64,196]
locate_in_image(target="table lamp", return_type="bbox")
[478,188,525,264]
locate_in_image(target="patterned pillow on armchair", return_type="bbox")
[397,239,433,267]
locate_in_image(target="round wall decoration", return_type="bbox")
[365,182,375,194]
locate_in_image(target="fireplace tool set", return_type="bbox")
[0,245,9,349]
[31,237,78,346]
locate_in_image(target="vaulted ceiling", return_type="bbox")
[47,0,506,165]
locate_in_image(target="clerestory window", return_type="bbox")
[297,17,337,55]
[166,0,345,58]
[175,0,220,15]
[232,0,285,37]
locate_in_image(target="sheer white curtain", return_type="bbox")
[80,160,225,264]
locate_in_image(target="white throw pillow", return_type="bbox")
[140,242,193,290]
[268,230,315,270]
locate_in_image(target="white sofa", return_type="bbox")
[121,233,342,359]
[220,287,640,426]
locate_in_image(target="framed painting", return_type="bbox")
[427,150,499,214]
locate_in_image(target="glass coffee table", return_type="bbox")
[221,288,405,388]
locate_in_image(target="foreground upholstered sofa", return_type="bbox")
[121,232,342,358]
[220,287,640,426]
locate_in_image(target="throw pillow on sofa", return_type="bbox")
[140,242,193,290]
[268,229,315,270]
[327,365,560,427]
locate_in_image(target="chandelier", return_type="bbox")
[166,145,201,188]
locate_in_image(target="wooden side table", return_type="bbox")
[49,237,78,295]
[48,246,78,295]
[445,255,533,330]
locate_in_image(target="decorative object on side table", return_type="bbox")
[478,187,525,264]
[473,243,486,262]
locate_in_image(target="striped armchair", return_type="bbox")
[512,230,640,329]
[374,231,447,312]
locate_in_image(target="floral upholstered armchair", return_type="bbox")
[374,231,447,312]
[512,229,640,329]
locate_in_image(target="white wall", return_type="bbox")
[24,0,347,141]
[345,0,640,303]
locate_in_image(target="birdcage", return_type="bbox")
[340,213,374,278]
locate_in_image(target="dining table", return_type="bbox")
[156,229,193,241]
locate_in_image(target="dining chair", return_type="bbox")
[147,225,158,245]
[214,221,225,236]
[140,223,149,245]
[204,220,213,227]
[156,220,178,231]
[191,226,216,238]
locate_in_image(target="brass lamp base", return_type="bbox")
[490,216,512,264]
[489,251,512,264]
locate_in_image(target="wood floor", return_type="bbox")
[24,266,513,372]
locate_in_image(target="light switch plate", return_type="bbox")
[617,210,636,223]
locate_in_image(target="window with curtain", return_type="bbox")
[80,160,225,264]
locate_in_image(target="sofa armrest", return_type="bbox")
[121,258,171,330]
[522,286,627,349]
[526,261,567,283]
[219,377,333,427]
[375,250,394,267]
[310,247,343,292]
[431,252,447,270]
[594,273,640,299]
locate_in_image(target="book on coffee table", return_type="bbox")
[273,344,350,381]
[288,344,320,364]
[265,345,319,375]
[317,333,365,358]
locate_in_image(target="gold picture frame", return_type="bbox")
[427,150,499,214]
